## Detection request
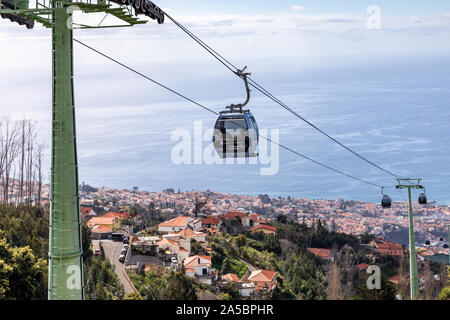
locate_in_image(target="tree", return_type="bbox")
[276,214,287,224]
[0,232,47,300]
[235,234,246,248]
[422,261,434,300]
[439,286,450,300]
[439,257,448,291]
[354,274,396,300]
[397,257,408,299]
[165,271,197,300]
[193,196,208,218]
[123,292,143,300]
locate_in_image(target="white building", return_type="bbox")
[158,216,193,233]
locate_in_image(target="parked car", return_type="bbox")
[111,233,125,242]
[123,244,129,249]
[171,257,178,264]
[119,254,126,263]
[123,237,129,244]
[121,247,127,254]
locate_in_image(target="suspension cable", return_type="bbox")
[74,39,383,189]
[163,11,402,179]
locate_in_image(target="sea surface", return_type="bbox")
[3,52,450,205]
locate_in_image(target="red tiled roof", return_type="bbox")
[357,263,370,270]
[184,255,212,267]
[201,217,221,225]
[87,216,115,227]
[222,211,246,220]
[80,206,94,216]
[307,248,331,259]
[223,273,240,282]
[91,225,112,233]
[102,211,130,220]
[247,270,276,282]
[159,216,191,228]
[250,224,277,233]
[378,242,403,251]
[177,228,207,238]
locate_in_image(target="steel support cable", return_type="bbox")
[74,38,384,189]
[163,11,403,180]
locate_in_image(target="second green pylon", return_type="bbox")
[48,2,84,300]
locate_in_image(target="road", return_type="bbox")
[242,259,257,272]
[99,239,137,294]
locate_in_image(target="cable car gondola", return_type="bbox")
[380,187,392,208]
[213,67,259,158]
[418,187,427,205]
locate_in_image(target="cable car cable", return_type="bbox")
[163,11,403,179]
[74,38,386,189]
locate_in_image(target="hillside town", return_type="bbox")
[75,184,449,299]
[73,184,450,247]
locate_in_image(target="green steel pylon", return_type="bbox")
[396,178,424,300]
[1,0,160,300]
[48,1,84,300]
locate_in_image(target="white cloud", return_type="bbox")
[291,5,305,12]
[408,16,423,24]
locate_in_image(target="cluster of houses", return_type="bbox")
[220,269,277,297]
[84,205,280,298]
[154,213,279,296]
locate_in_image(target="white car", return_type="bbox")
[171,257,178,264]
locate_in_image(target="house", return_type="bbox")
[247,213,262,227]
[201,217,222,229]
[176,228,207,244]
[221,211,246,222]
[307,248,333,261]
[377,242,404,258]
[102,211,130,220]
[80,206,97,219]
[189,219,203,231]
[158,237,190,261]
[158,216,193,233]
[87,216,117,229]
[238,282,256,297]
[249,224,277,235]
[221,273,256,297]
[207,227,221,236]
[90,225,112,240]
[242,269,277,294]
[183,255,215,285]
[222,273,240,283]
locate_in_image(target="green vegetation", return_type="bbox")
[130,268,217,300]
[0,204,124,300]
[84,256,124,300]
[439,286,450,300]
[0,231,47,300]
[220,257,248,279]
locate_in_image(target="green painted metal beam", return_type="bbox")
[396,178,422,300]
[48,1,84,300]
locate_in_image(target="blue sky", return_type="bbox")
[1,1,450,203]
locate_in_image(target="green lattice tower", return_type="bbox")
[1,0,159,300]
